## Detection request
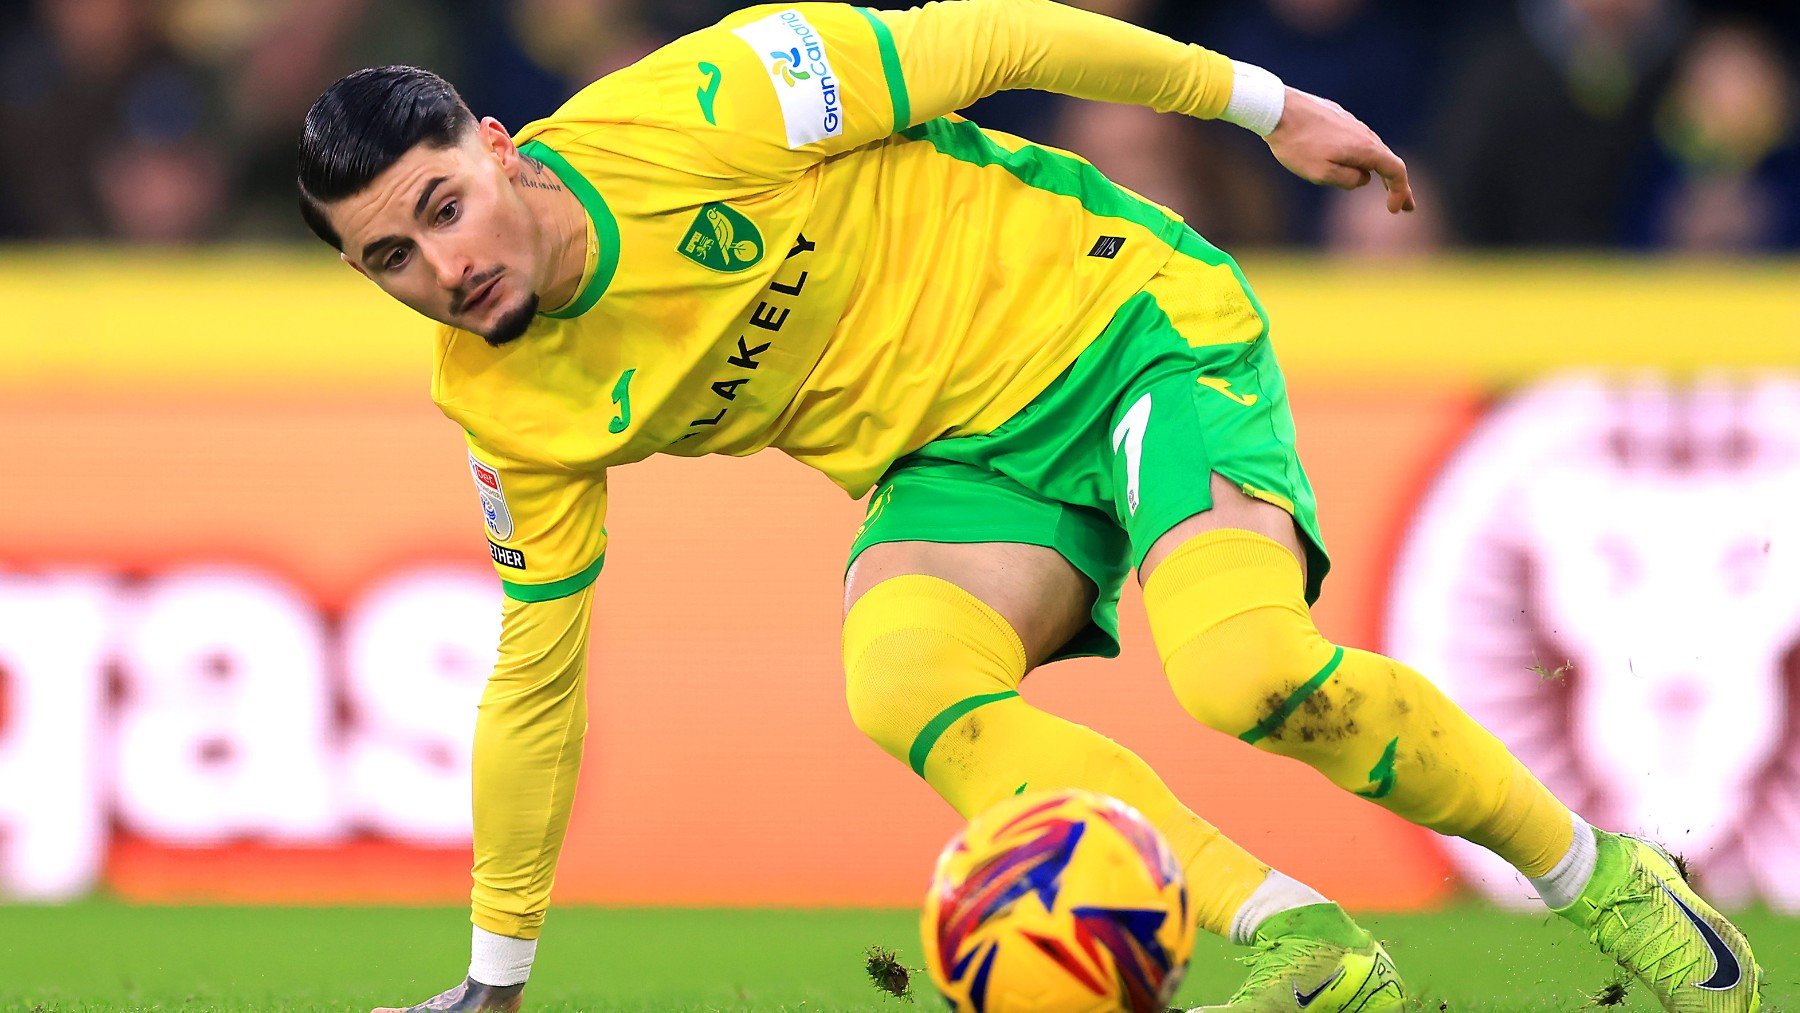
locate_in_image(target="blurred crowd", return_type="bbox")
[0,0,1795,252]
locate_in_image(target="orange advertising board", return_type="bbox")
[2,254,1794,911]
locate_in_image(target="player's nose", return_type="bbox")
[421,242,469,291]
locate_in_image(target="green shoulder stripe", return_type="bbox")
[897,117,1269,339]
[856,8,911,134]
[899,116,1187,246]
[519,140,620,318]
[502,552,606,603]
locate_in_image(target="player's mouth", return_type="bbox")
[460,274,501,316]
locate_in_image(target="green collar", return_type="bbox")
[519,139,621,319]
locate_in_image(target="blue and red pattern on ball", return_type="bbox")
[1068,906,1177,1012]
[1018,906,1178,1013]
[1095,800,1191,953]
[935,800,1089,1009]
[1095,803,1180,890]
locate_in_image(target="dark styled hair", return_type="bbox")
[297,66,476,249]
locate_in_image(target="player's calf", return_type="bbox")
[371,977,523,1013]
[1145,528,1576,880]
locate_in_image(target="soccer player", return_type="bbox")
[296,2,1764,1010]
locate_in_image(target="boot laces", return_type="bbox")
[1227,936,1339,1002]
[1587,877,1706,994]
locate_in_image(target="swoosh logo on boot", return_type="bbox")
[1661,884,1743,990]
[1294,968,1344,1007]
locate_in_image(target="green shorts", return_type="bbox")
[847,261,1327,663]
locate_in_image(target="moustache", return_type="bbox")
[451,268,504,314]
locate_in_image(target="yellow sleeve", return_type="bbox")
[577,0,1235,183]
[466,438,608,602]
[876,0,1238,130]
[469,584,593,938]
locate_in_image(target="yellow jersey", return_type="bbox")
[434,0,1261,601]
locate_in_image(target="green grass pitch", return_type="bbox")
[3,902,1793,1011]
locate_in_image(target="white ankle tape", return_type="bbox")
[1529,812,1598,910]
[1229,870,1330,945]
[470,925,537,987]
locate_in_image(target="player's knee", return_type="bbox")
[1163,602,1342,744]
[842,575,1028,764]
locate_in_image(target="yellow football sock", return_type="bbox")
[844,574,1269,937]
[1144,530,1573,878]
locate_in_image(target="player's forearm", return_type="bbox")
[470,585,594,941]
[887,0,1276,130]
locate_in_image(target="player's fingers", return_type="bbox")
[1361,143,1416,213]
[1319,164,1372,190]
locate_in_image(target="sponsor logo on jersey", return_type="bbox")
[676,233,816,445]
[731,10,843,147]
[769,47,812,85]
[488,541,528,570]
[468,451,515,540]
[678,203,764,273]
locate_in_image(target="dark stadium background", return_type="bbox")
[2,0,1797,251]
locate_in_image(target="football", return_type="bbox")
[922,789,1198,1012]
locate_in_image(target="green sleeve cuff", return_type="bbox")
[501,553,605,602]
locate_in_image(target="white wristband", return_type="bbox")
[470,925,538,987]
[1222,61,1286,137]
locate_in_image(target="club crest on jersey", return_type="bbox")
[678,203,764,272]
[468,452,515,540]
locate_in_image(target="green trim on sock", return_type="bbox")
[907,691,1019,776]
[1357,737,1401,799]
[1240,646,1346,745]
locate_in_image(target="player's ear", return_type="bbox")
[478,116,521,178]
[341,250,370,279]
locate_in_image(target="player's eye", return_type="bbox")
[435,200,459,226]
[383,246,410,272]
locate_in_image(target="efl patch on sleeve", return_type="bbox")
[468,451,515,540]
[731,9,844,148]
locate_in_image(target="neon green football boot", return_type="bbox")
[1554,830,1764,1012]
[1189,904,1404,1012]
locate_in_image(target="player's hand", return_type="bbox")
[371,977,524,1013]
[1264,87,1416,214]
